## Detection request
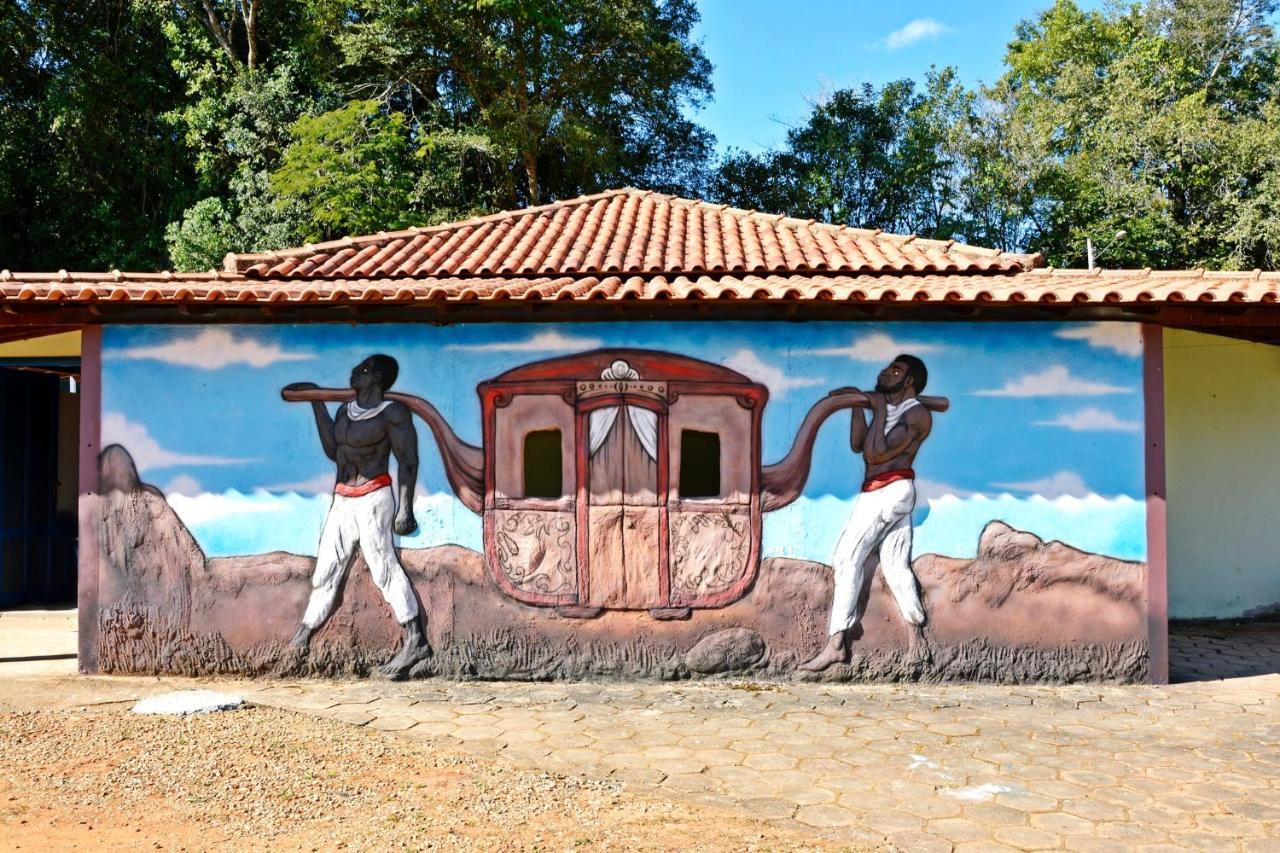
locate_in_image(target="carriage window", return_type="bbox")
[679,430,720,498]
[523,429,563,498]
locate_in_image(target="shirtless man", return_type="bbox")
[284,354,431,678]
[800,354,933,673]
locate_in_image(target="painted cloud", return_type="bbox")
[1035,407,1141,432]
[116,328,315,369]
[812,332,941,362]
[1054,323,1143,357]
[991,470,1091,499]
[973,365,1131,397]
[724,349,823,395]
[101,412,254,471]
[445,330,602,352]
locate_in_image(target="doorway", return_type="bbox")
[0,363,79,607]
[583,400,664,608]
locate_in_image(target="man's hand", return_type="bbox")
[394,510,419,537]
[864,390,886,413]
[828,386,862,397]
[283,381,319,393]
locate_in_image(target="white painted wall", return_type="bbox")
[1164,329,1280,619]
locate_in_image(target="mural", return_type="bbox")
[93,321,1150,682]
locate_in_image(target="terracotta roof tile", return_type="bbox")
[4,268,1279,306]
[228,189,1040,280]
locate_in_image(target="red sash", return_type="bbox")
[862,468,915,493]
[334,473,392,497]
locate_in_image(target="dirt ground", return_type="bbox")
[0,703,847,852]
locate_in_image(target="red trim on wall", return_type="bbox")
[1142,323,1169,685]
[76,326,102,673]
[574,406,590,603]
[657,411,670,606]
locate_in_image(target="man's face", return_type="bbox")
[350,359,379,392]
[875,361,910,394]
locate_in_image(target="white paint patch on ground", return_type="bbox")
[132,690,244,715]
[941,782,1020,802]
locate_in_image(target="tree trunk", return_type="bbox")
[523,150,540,206]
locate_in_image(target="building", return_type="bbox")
[1,188,1276,683]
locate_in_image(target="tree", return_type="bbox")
[270,99,417,241]
[994,0,1280,268]
[0,0,195,271]
[710,70,976,240]
[341,0,714,206]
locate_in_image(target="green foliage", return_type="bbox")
[271,100,417,241]
[11,0,1280,272]
[711,0,1280,270]
[711,70,976,239]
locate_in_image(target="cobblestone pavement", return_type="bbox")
[5,614,1280,850]
[233,661,1280,852]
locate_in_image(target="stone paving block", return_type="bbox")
[742,752,797,771]
[609,767,668,786]
[992,825,1061,850]
[926,817,989,842]
[861,810,925,834]
[367,714,419,732]
[737,797,798,821]
[1029,811,1095,836]
[325,707,376,726]
[959,802,1029,828]
[794,803,860,828]
[888,830,954,853]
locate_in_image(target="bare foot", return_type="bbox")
[289,625,313,650]
[376,621,432,680]
[799,634,849,672]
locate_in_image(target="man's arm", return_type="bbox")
[387,403,419,536]
[284,382,336,460]
[850,403,867,453]
[863,399,932,465]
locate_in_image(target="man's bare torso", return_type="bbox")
[334,403,410,485]
[862,403,931,483]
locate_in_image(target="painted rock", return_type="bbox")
[684,627,766,674]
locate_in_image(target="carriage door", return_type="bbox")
[578,364,667,609]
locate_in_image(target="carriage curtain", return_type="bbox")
[586,360,659,461]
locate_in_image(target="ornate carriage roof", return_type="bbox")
[486,348,759,386]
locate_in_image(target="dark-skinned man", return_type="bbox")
[284,354,430,679]
[801,354,933,673]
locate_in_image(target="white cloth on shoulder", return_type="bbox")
[345,399,394,421]
[883,397,921,435]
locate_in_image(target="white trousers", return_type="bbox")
[828,479,926,635]
[301,488,419,629]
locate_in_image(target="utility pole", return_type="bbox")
[1086,231,1126,270]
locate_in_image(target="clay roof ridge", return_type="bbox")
[229,188,656,274]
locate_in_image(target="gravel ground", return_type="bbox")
[0,704,846,852]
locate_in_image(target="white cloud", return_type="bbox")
[1054,323,1143,357]
[101,412,255,472]
[884,18,951,50]
[811,333,942,362]
[723,349,823,396]
[262,471,337,495]
[1035,407,1141,432]
[163,474,204,496]
[446,330,602,352]
[167,492,289,525]
[991,470,1090,498]
[973,365,1131,397]
[117,328,315,369]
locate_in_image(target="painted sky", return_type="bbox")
[693,0,1106,153]
[101,321,1146,502]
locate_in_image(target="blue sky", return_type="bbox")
[693,0,1105,153]
[101,322,1145,502]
